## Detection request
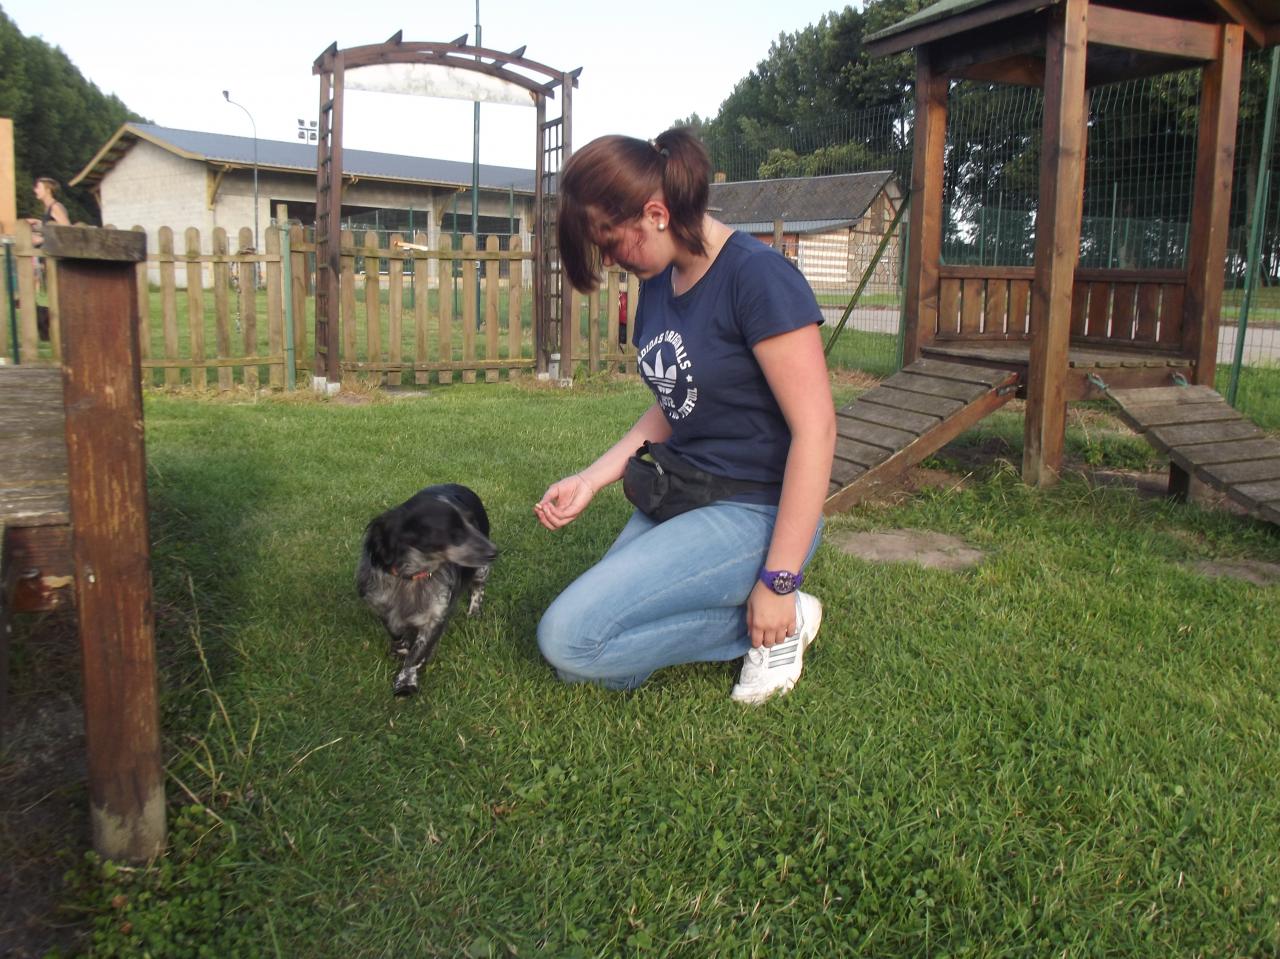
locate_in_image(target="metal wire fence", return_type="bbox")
[705,50,1280,420]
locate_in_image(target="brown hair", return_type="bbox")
[557,127,711,292]
[35,177,60,194]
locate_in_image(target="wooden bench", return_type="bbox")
[1,226,165,862]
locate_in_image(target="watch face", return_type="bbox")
[768,571,798,594]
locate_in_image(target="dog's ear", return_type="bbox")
[363,514,400,571]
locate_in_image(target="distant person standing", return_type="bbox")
[27,176,70,246]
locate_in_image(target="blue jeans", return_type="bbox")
[537,503,823,690]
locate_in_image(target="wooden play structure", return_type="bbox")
[825,0,1280,522]
[1,226,165,862]
[311,33,579,389]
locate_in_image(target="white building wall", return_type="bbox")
[848,192,902,291]
[798,231,851,289]
[98,142,210,281]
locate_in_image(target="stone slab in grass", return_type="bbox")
[833,528,985,571]
[1184,559,1280,586]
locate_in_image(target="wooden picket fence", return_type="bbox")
[2,221,639,388]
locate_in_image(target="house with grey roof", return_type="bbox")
[72,123,536,283]
[709,171,903,290]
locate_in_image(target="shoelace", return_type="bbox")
[744,635,801,671]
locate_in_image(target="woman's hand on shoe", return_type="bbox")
[746,582,796,648]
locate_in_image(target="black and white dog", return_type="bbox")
[356,484,498,697]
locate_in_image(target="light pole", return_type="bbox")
[472,2,482,325]
[222,90,259,262]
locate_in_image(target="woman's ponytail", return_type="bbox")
[652,128,710,259]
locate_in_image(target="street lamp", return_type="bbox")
[222,90,259,262]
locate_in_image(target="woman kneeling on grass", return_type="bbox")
[533,128,836,703]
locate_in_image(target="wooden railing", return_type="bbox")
[2,222,637,386]
[935,264,1188,350]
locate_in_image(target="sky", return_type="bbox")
[6,0,856,170]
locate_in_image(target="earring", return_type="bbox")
[657,222,666,232]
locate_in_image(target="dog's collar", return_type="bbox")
[391,566,432,581]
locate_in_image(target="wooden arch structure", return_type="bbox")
[311,33,580,389]
[865,0,1280,487]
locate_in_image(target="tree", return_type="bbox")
[695,0,926,180]
[0,6,147,225]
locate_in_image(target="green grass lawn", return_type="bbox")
[1222,284,1280,325]
[12,378,1278,957]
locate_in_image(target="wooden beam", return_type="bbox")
[952,54,1045,86]
[932,17,1045,77]
[903,49,948,364]
[1203,0,1266,47]
[1184,24,1243,386]
[206,166,228,210]
[44,225,165,862]
[1087,6,1220,60]
[1023,0,1089,487]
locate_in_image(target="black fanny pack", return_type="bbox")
[621,441,777,523]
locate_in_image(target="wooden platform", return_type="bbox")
[825,358,1020,514]
[922,341,1194,400]
[1106,385,1280,526]
[0,366,73,616]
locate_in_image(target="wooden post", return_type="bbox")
[0,118,15,236]
[42,224,165,862]
[266,224,284,389]
[508,236,523,374]
[1184,24,1244,385]
[184,228,207,390]
[485,234,500,382]
[1173,23,1243,497]
[413,230,429,385]
[212,228,233,392]
[388,232,404,387]
[1023,0,1089,487]
[462,234,477,383]
[533,96,548,375]
[239,227,259,390]
[158,228,181,387]
[903,49,948,364]
[363,230,382,386]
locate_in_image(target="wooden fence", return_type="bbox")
[2,221,639,388]
[935,264,1188,350]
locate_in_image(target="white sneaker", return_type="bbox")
[730,591,823,704]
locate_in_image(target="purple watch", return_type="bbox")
[759,568,803,595]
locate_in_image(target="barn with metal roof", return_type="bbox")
[709,171,903,288]
[71,122,536,269]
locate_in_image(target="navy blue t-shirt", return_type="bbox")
[632,231,824,500]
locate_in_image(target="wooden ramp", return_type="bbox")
[1106,385,1280,526]
[825,358,1020,513]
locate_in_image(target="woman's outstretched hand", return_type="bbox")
[534,473,596,530]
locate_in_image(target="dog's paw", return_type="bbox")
[391,642,410,659]
[467,590,485,617]
[392,667,420,697]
